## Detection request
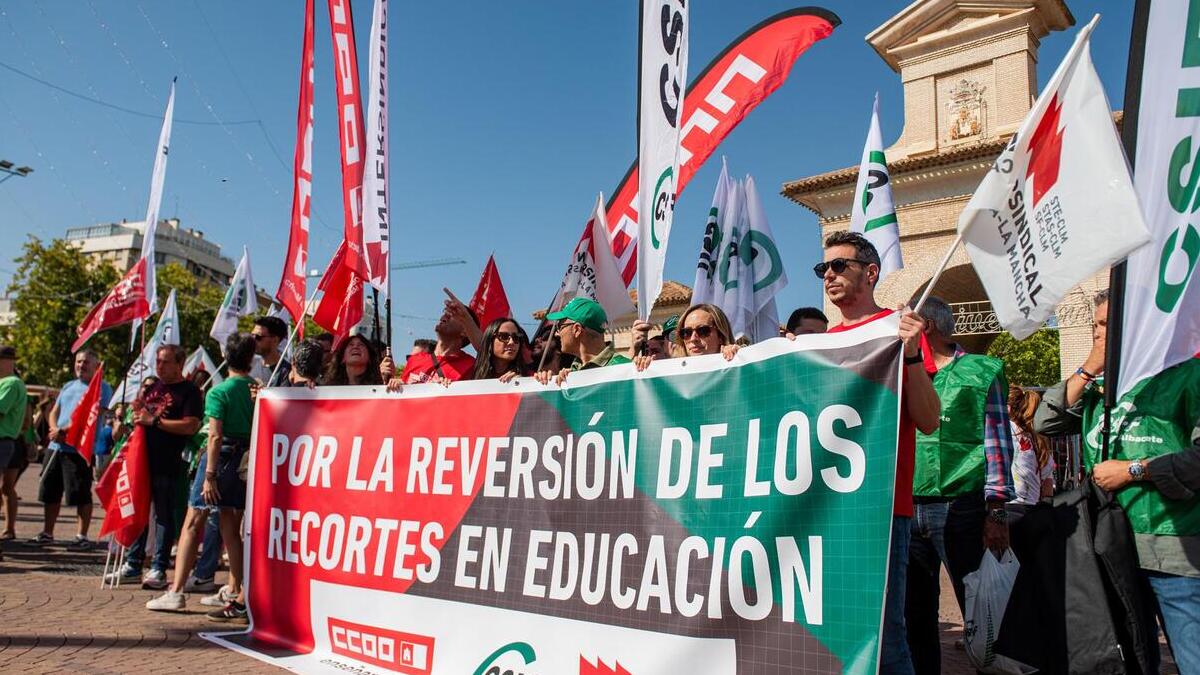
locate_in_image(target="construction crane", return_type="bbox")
[390,257,466,271]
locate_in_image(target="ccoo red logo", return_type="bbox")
[328,617,434,674]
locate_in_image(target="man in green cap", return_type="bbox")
[628,315,677,360]
[535,297,630,384]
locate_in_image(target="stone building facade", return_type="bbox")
[781,0,1105,379]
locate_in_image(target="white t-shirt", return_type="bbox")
[1010,421,1055,505]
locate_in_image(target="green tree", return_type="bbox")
[5,237,127,386]
[987,328,1061,387]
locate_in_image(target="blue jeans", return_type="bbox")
[125,471,181,573]
[194,509,223,581]
[1147,571,1200,674]
[882,516,915,675]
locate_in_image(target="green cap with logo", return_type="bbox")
[547,297,608,333]
[661,315,679,342]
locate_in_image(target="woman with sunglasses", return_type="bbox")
[634,303,740,371]
[323,333,383,386]
[471,318,532,383]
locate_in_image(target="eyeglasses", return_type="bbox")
[494,331,520,344]
[812,258,872,279]
[679,325,715,340]
[251,333,267,341]
[555,321,577,334]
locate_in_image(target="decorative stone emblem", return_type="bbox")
[946,78,986,140]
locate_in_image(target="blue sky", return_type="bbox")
[0,1,1133,342]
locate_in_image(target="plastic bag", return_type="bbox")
[963,549,1035,674]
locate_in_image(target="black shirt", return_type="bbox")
[141,379,203,476]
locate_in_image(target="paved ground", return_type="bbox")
[1,464,1170,673]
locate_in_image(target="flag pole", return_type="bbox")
[912,233,962,314]
[1102,0,1151,457]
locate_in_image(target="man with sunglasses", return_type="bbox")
[817,231,940,675]
[250,316,291,387]
[535,297,630,385]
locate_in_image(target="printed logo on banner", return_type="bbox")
[327,617,434,674]
[473,641,539,675]
[579,655,632,675]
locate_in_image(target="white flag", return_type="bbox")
[1117,0,1200,399]
[183,345,224,388]
[691,158,733,306]
[115,289,179,404]
[849,93,903,282]
[552,193,636,320]
[210,247,258,350]
[636,0,689,321]
[743,175,788,342]
[957,16,1149,340]
[716,178,751,338]
[130,79,176,341]
[362,0,391,295]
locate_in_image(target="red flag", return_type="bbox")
[72,259,150,352]
[604,8,840,284]
[312,242,364,343]
[468,255,512,330]
[95,426,150,548]
[65,364,105,465]
[275,0,316,331]
[327,0,368,277]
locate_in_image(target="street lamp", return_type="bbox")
[0,159,34,185]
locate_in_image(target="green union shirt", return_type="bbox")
[0,375,27,439]
[204,375,255,441]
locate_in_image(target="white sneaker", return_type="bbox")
[184,575,217,593]
[103,563,140,584]
[200,585,234,607]
[146,591,185,611]
[141,568,168,590]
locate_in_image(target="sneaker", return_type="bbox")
[206,601,248,624]
[28,532,52,545]
[103,562,141,584]
[200,585,234,607]
[184,575,217,593]
[141,568,168,590]
[67,535,93,552]
[145,591,185,612]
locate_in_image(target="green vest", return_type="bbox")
[1081,359,1200,537]
[914,354,1006,498]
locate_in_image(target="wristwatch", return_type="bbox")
[904,350,924,366]
[986,506,1008,524]
[1128,459,1146,481]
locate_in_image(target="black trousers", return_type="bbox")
[905,494,986,675]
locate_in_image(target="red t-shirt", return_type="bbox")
[828,309,935,518]
[401,350,476,384]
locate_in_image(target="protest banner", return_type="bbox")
[207,317,903,674]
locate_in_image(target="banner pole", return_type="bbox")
[537,319,561,372]
[270,290,319,386]
[1101,0,1151,458]
[372,287,381,344]
[100,533,114,588]
[912,233,962,315]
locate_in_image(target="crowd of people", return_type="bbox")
[0,230,1195,673]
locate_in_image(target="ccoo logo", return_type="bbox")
[327,618,434,674]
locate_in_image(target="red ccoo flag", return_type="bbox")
[95,426,150,547]
[312,241,364,344]
[72,259,150,352]
[65,364,105,465]
[468,255,512,330]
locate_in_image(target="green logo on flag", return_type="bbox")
[1156,224,1200,312]
[651,167,676,249]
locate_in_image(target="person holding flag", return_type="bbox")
[147,333,256,619]
[121,345,202,590]
[1034,290,1200,672]
[31,350,111,550]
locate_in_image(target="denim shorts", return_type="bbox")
[188,439,248,511]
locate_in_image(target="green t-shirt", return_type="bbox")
[204,375,255,441]
[0,375,28,440]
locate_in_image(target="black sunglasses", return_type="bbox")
[813,258,872,279]
[494,331,521,344]
[679,325,715,340]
